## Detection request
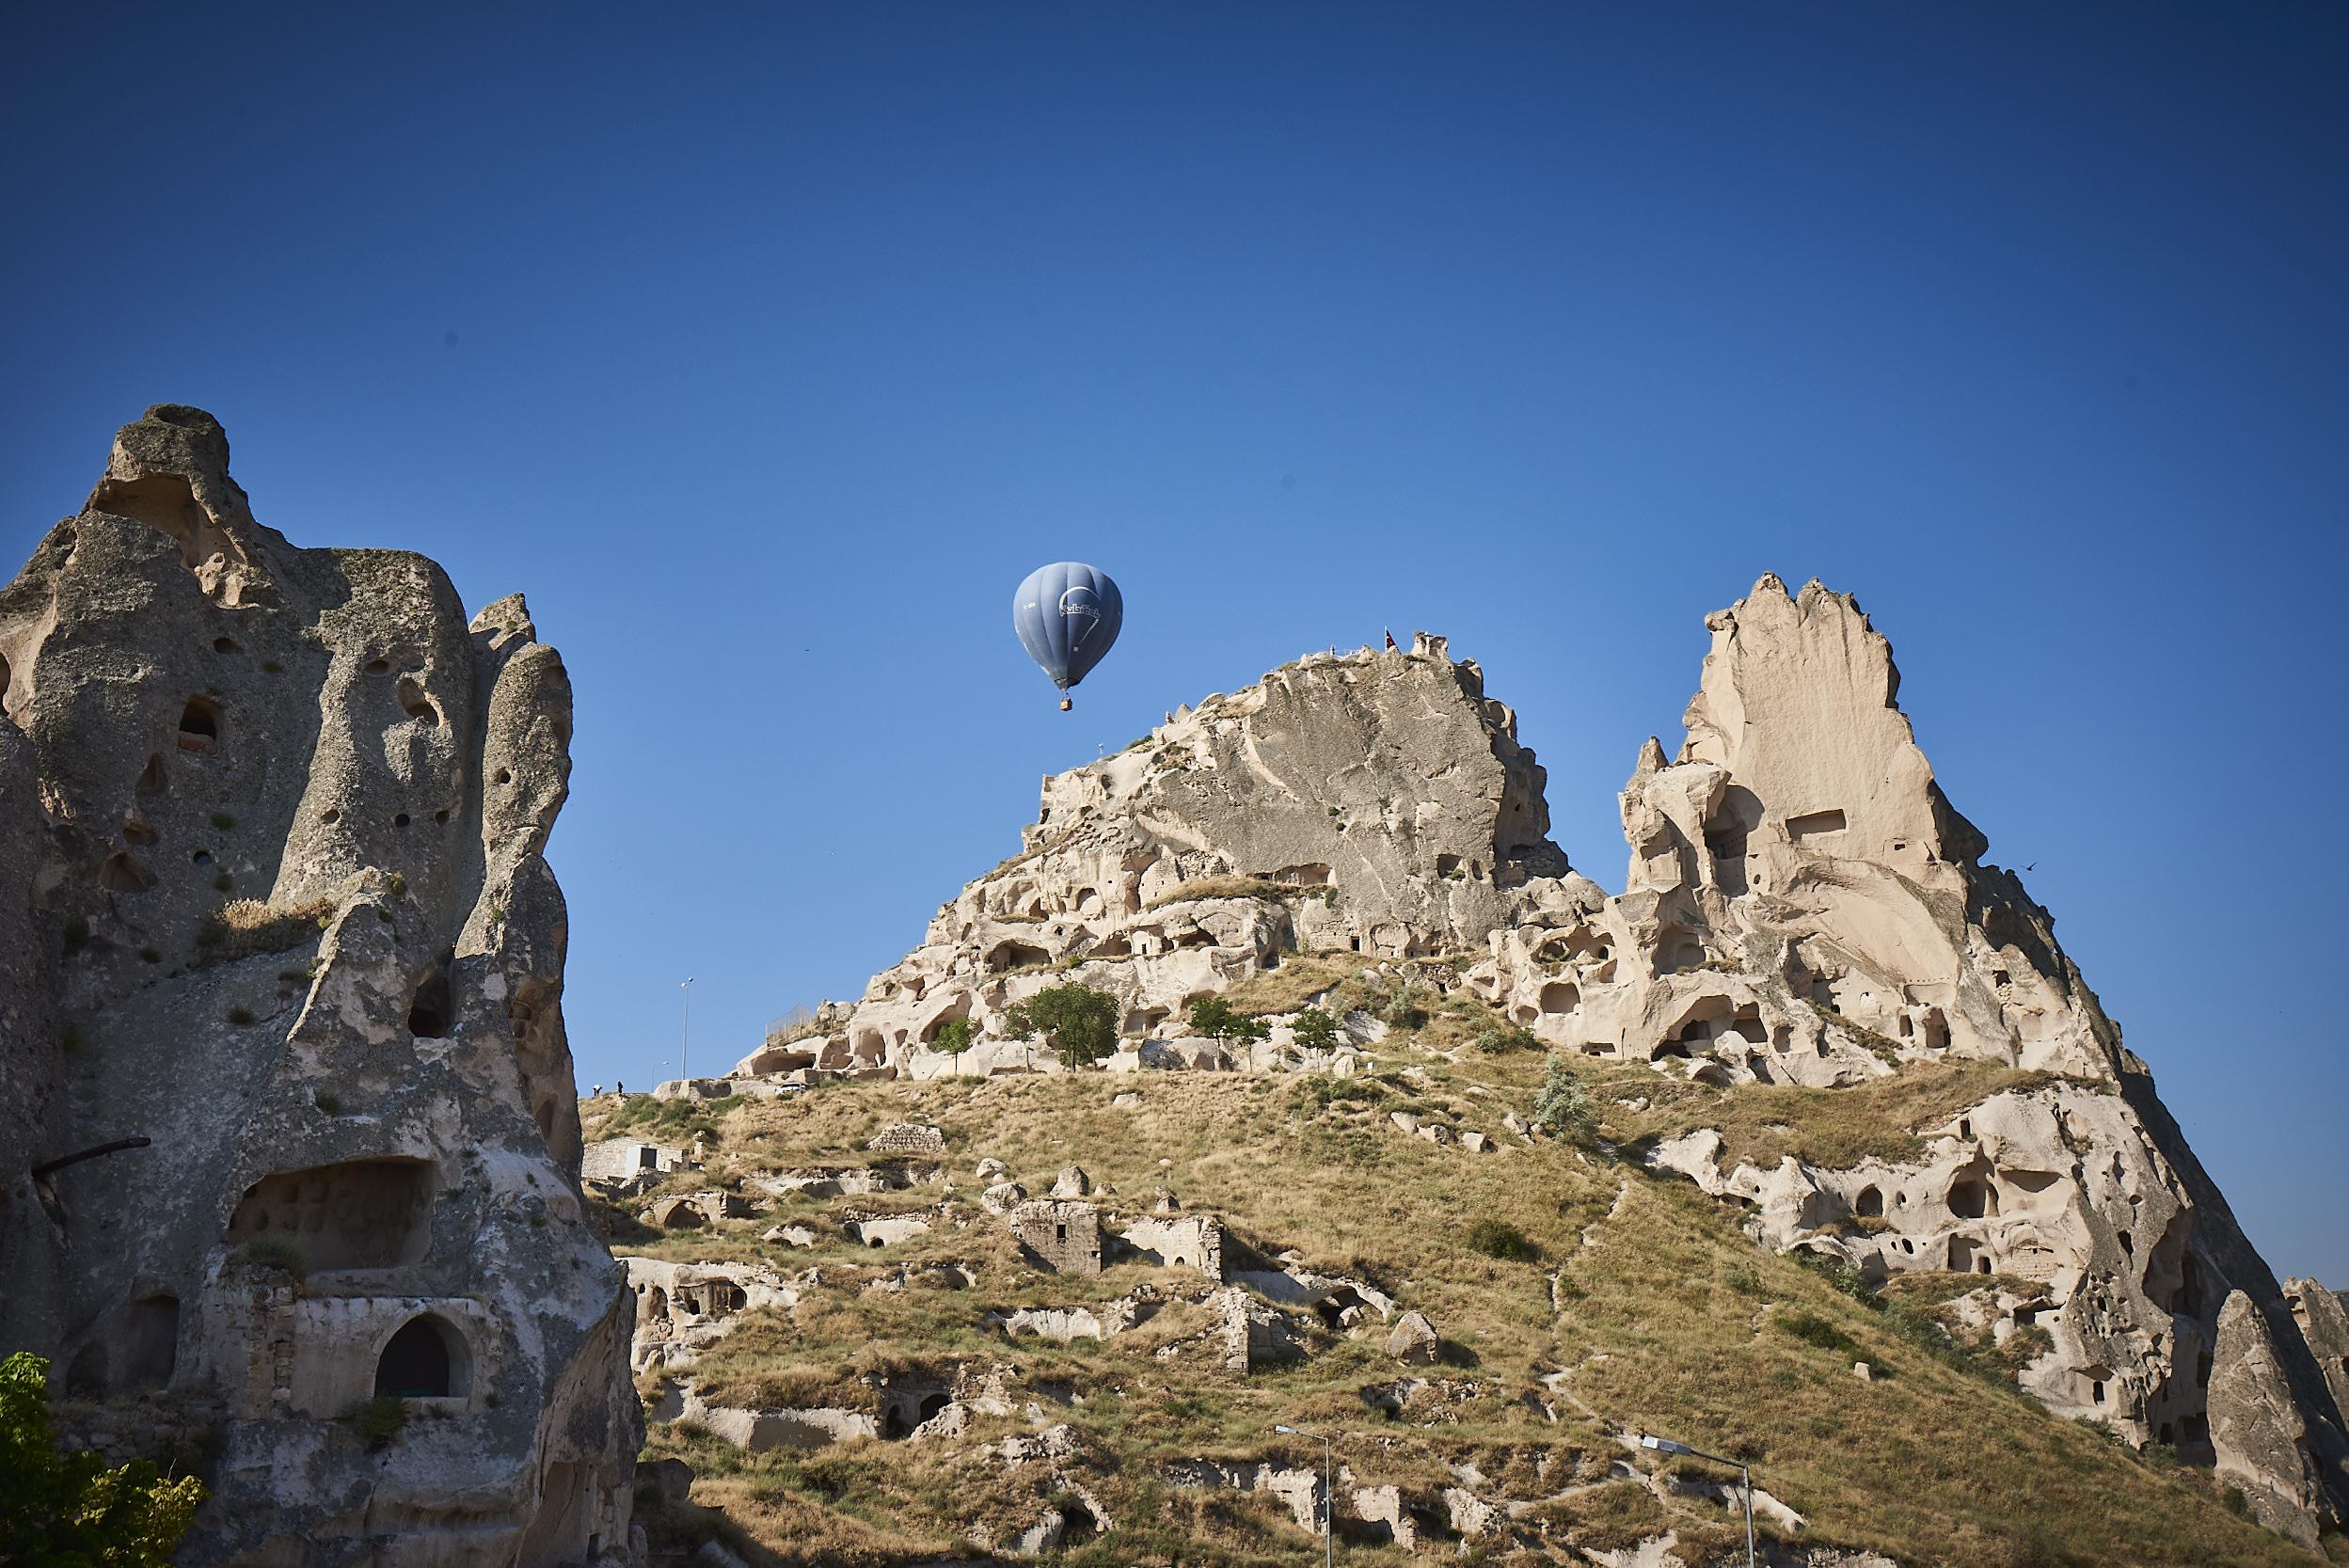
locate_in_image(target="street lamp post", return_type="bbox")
[679,977,694,1084]
[1641,1433,1754,1568]
[1273,1425,1334,1568]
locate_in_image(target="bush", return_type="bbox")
[61,917,89,954]
[350,1395,407,1448]
[1381,985,1431,1031]
[1004,983,1119,1069]
[1531,1058,1597,1144]
[1293,1007,1341,1053]
[0,1352,205,1563]
[241,1236,308,1284]
[1472,1024,1537,1053]
[1775,1310,1861,1354]
[1468,1219,1540,1262]
[1187,995,1269,1046]
[209,812,234,831]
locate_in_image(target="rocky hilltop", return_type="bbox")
[589,576,2345,1564]
[0,409,638,1563]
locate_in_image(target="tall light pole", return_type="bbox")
[679,977,694,1084]
[1273,1424,1334,1568]
[1642,1433,1754,1568]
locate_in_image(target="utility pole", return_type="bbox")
[1642,1434,1754,1568]
[679,977,695,1083]
[1274,1425,1335,1568]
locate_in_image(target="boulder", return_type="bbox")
[1388,1309,1441,1366]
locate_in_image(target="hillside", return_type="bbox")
[590,579,2348,1567]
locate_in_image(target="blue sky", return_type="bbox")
[4,5,2343,1283]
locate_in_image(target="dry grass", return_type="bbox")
[1143,876,1292,910]
[195,896,334,961]
[620,1059,2318,1568]
[1595,1060,2067,1170]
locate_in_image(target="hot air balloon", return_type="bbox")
[1013,562,1122,711]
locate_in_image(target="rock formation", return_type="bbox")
[737,630,1582,1081]
[723,573,2348,1548]
[0,407,638,1563]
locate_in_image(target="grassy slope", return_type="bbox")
[595,1037,2322,1568]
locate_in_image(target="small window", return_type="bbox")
[376,1315,467,1400]
[177,696,222,752]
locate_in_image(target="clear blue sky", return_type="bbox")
[4,5,2342,1284]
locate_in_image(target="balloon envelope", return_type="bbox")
[1012,562,1123,691]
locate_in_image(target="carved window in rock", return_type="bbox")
[1785,808,1848,842]
[406,950,455,1037]
[177,696,221,753]
[228,1158,435,1272]
[1947,1172,1996,1221]
[375,1314,469,1400]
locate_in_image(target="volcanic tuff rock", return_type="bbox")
[0,408,638,1564]
[730,574,2348,1548]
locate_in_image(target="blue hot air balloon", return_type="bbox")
[1013,562,1122,710]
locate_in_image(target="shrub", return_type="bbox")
[260,659,283,673]
[0,1353,205,1563]
[137,947,162,964]
[225,1006,255,1026]
[1468,1219,1539,1262]
[1003,983,1119,1069]
[1381,985,1431,1031]
[350,1395,407,1448]
[241,1237,308,1284]
[1293,1007,1341,1054]
[61,917,90,954]
[1775,1310,1861,1354]
[1187,996,1268,1046]
[1531,1058,1597,1144]
[209,812,234,831]
[212,873,231,893]
[1472,1024,1537,1053]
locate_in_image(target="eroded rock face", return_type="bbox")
[0,407,637,1564]
[1570,576,2349,1542]
[725,570,2346,1545]
[736,631,1582,1079]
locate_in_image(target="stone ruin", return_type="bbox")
[726,572,2349,1546]
[0,408,639,1563]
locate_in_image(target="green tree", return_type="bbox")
[1530,1057,1598,1145]
[1186,995,1269,1046]
[1003,983,1119,1069]
[0,1351,206,1565]
[1292,1007,1341,1054]
[932,1016,979,1075]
